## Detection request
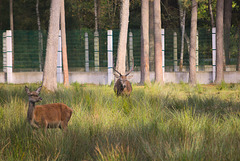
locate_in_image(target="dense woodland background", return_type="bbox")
[0,0,239,31]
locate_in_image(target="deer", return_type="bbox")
[25,85,72,131]
[113,63,134,97]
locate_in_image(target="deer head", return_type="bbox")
[25,86,42,103]
[113,62,134,96]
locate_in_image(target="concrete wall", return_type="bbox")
[0,71,239,84]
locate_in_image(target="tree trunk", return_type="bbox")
[10,0,14,68]
[179,5,186,72]
[208,0,215,27]
[154,0,163,84]
[149,0,154,71]
[237,24,240,71]
[141,0,150,84]
[184,33,190,53]
[94,0,98,31]
[215,0,224,84]
[43,0,61,91]
[36,0,43,72]
[97,0,101,29]
[116,0,129,75]
[224,0,232,65]
[61,0,69,86]
[189,0,198,85]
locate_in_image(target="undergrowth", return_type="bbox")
[0,83,240,160]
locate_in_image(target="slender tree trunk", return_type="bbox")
[154,0,163,84]
[141,0,150,84]
[189,0,198,85]
[237,24,240,71]
[149,0,154,71]
[184,33,190,53]
[97,0,101,29]
[94,0,98,31]
[61,0,69,86]
[224,0,232,65]
[116,0,129,74]
[36,0,43,72]
[43,0,61,91]
[10,0,14,68]
[208,0,215,27]
[179,5,186,72]
[215,0,224,84]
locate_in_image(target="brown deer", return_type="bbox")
[113,64,134,97]
[25,86,72,131]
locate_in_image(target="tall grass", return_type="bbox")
[0,83,240,160]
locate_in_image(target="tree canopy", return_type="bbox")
[0,0,239,31]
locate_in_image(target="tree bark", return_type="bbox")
[43,0,61,91]
[36,0,43,72]
[237,24,240,71]
[208,0,215,27]
[154,0,163,84]
[97,0,101,29]
[224,0,232,65]
[215,0,224,84]
[94,0,98,31]
[141,0,150,84]
[116,0,129,75]
[61,0,69,86]
[10,0,14,68]
[179,5,186,72]
[189,0,198,85]
[149,0,154,71]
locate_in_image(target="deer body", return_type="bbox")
[25,86,72,130]
[114,76,132,96]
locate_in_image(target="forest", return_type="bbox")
[0,0,239,30]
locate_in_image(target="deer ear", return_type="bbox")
[25,86,30,94]
[114,73,120,78]
[35,86,42,94]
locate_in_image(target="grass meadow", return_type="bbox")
[0,82,240,161]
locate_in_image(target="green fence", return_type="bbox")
[1,28,239,72]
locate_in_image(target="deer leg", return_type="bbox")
[60,121,68,130]
[30,119,39,129]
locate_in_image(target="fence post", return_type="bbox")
[57,30,63,83]
[107,30,113,85]
[94,31,99,71]
[212,27,216,82]
[196,30,199,71]
[6,30,12,83]
[162,29,165,81]
[129,31,134,69]
[85,32,89,72]
[173,32,178,72]
[3,32,6,73]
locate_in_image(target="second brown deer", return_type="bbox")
[25,86,72,131]
[113,64,134,97]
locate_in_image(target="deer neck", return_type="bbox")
[27,101,35,122]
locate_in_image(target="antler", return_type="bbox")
[113,67,122,76]
[112,56,122,76]
[125,59,134,76]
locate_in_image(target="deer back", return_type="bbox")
[33,103,72,127]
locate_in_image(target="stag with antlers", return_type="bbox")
[113,63,134,97]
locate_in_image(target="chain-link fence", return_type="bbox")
[1,28,239,72]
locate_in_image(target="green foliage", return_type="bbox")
[0,83,240,160]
